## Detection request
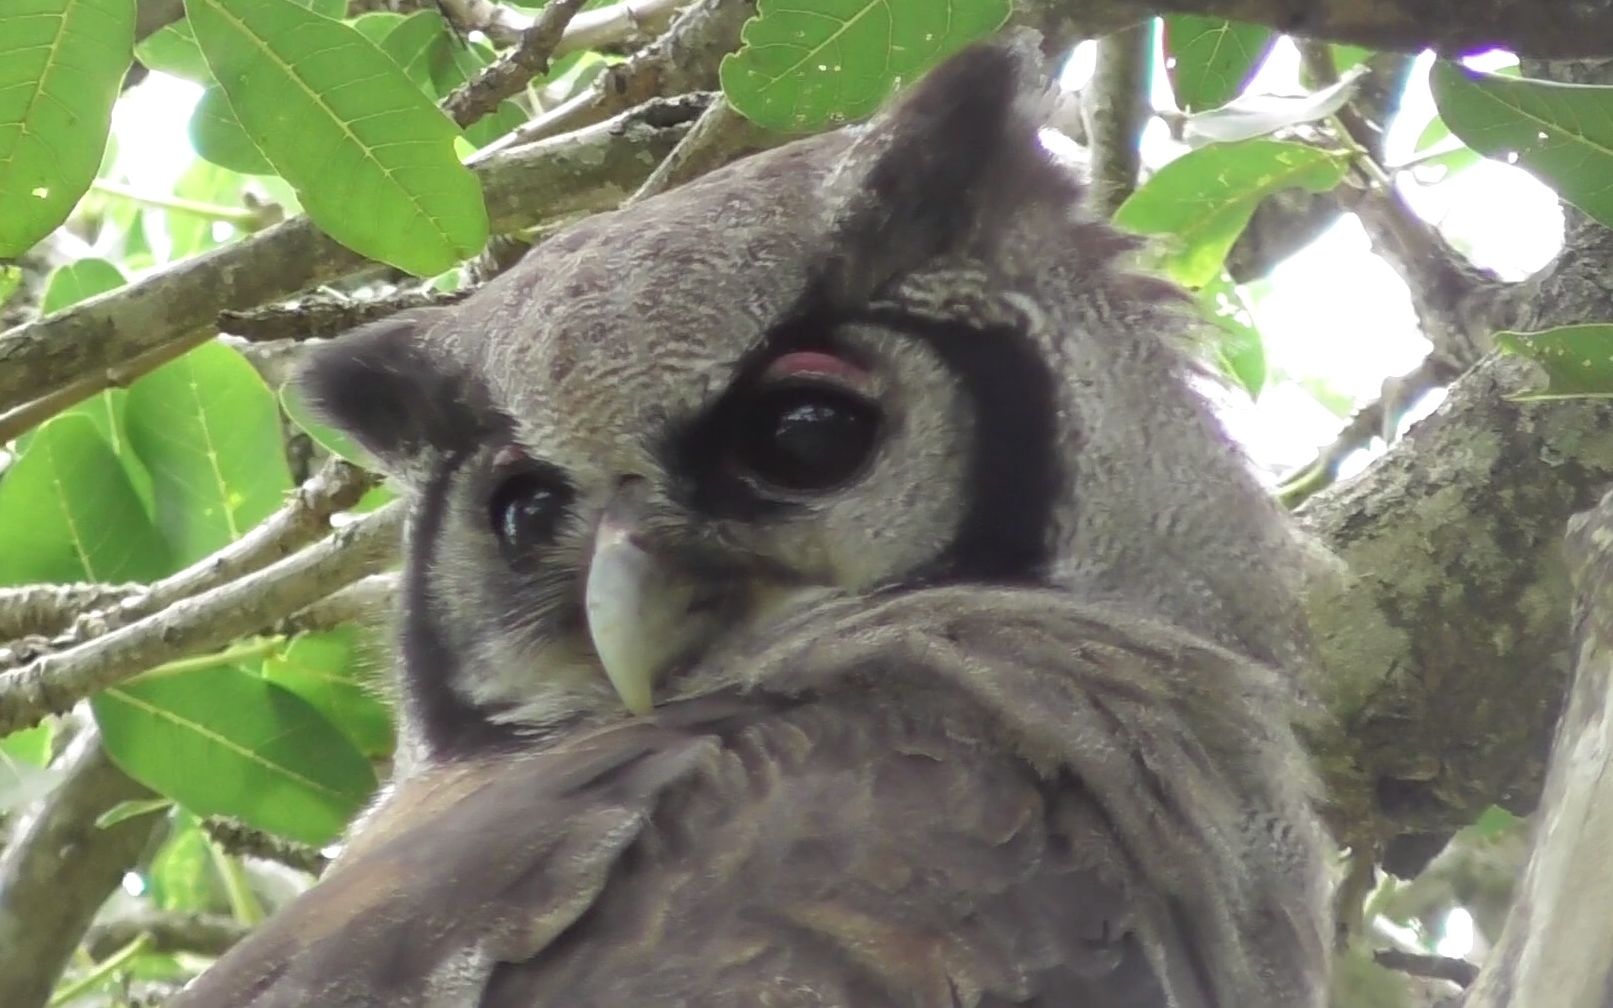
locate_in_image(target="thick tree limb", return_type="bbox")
[86,910,248,960]
[0,504,403,736]
[1147,0,1613,57]
[1300,352,1613,850]
[0,731,163,1008]
[1462,485,1613,1008]
[0,98,704,439]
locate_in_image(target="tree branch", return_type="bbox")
[1301,350,1613,853]
[443,0,590,128]
[1,459,376,671]
[1146,0,1613,58]
[0,503,404,736]
[86,910,248,960]
[0,98,705,440]
[0,583,144,641]
[1461,485,1613,1008]
[0,731,164,1008]
[1084,23,1153,217]
[487,0,754,150]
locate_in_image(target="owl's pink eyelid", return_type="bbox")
[762,350,872,386]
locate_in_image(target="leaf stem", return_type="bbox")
[91,179,264,227]
[47,933,150,1006]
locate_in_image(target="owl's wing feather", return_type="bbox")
[170,590,1319,1008]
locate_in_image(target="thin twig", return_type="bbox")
[0,503,403,736]
[202,817,330,877]
[1,459,377,672]
[1374,949,1480,987]
[444,0,590,128]
[86,911,248,960]
[1278,356,1456,506]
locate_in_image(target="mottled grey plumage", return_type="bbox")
[171,35,1331,1008]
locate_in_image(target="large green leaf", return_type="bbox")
[1496,324,1613,399]
[1198,273,1266,398]
[379,11,525,148]
[147,812,221,912]
[134,0,348,86]
[1112,140,1349,288]
[190,84,276,176]
[1431,61,1613,230]
[0,0,134,256]
[1164,15,1274,113]
[95,663,377,846]
[33,258,153,504]
[186,0,488,275]
[263,629,394,759]
[40,256,125,314]
[0,415,170,585]
[124,341,293,566]
[720,0,1009,131]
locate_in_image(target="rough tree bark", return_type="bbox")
[2,0,1613,1005]
[1463,486,1613,1008]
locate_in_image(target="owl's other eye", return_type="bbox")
[489,460,572,556]
[734,383,880,492]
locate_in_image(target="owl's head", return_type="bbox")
[302,37,1314,763]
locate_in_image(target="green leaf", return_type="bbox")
[279,379,377,470]
[1164,16,1275,113]
[263,629,394,759]
[351,10,406,43]
[96,797,175,828]
[1112,140,1349,288]
[33,259,150,498]
[1,724,52,765]
[1,724,58,813]
[190,84,276,176]
[1431,61,1613,230]
[1183,66,1365,145]
[134,20,213,84]
[148,813,221,911]
[135,0,349,86]
[124,341,293,565]
[0,0,135,256]
[40,257,125,313]
[720,0,1010,131]
[186,0,488,275]
[0,415,171,585]
[166,157,252,256]
[1496,324,1613,399]
[1330,44,1374,73]
[380,11,525,148]
[1199,273,1266,397]
[95,663,377,846]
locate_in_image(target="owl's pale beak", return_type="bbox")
[583,481,705,715]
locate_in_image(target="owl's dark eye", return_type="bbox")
[488,461,572,557]
[734,383,880,492]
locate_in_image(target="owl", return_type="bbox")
[169,36,1331,1008]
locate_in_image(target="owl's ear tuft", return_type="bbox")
[297,308,499,480]
[818,31,1076,303]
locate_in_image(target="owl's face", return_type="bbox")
[303,42,1312,762]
